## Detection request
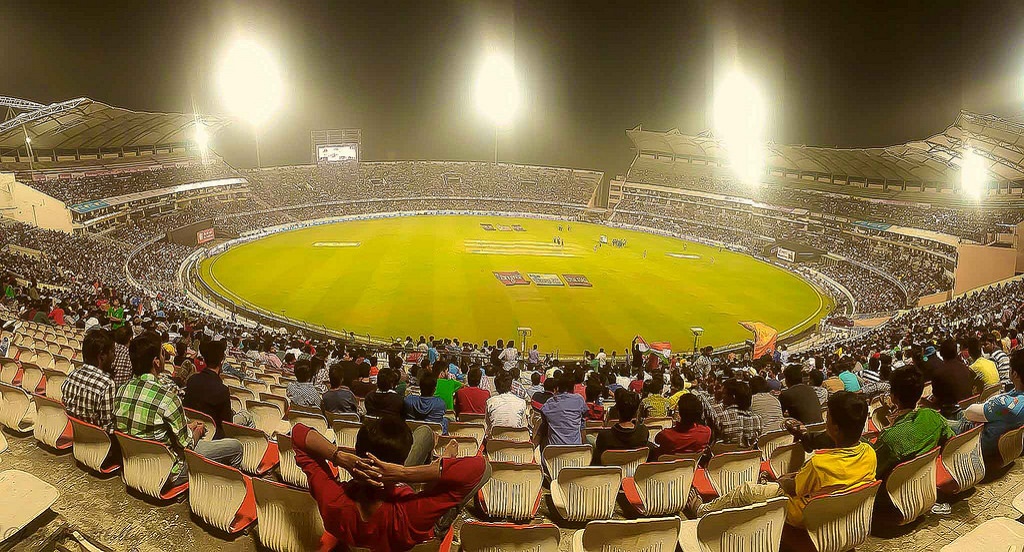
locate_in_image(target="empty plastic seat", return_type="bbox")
[244,380,271,394]
[885,447,940,525]
[542,444,593,481]
[184,408,217,442]
[571,516,680,552]
[757,428,794,462]
[259,392,289,415]
[0,358,21,386]
[183,449,258,534]
[485,439,536,463]
[449,421,486,445]
[995,424,1024,470]
[222,374,243,387]
[693,449,761,499]
[765,442,806,480]
[288,409,334,443]
[435,435,481,458]
[18,362,45,394]
[937,425,985,494]
[0,470,59,545]
[223,420,280,475]
[600,447,649,478]
[622,459,696,517]
[31,395,73,450]
[332,420,362,450]
[550,466,622,522]
[491,425,531,442]
[247,400,291,436]
[32,350,54,370]
[114,431,189,500]
[476,462,543,521]
[42,369,68,402]
[678,496,787,552]
[458,412,486,424]
[0,382,36,433]
[802,480,882,552]
[940,517,1024,551]
[326,411,361,425]
[251,476,327,552]
[69,416,121,474]
[457,521,560,552]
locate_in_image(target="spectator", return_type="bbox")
[654,393,711,459]
[114,333,243,487]
[873,367,953,478]
[984,333,1011,388]
[809,369,828,406]
[779,364,824,424]
[693,379,763,448]
[287,359,323,409]
[351,361,378,398]
[403,372,449,433]
[531,375,558,410]
[837,359,863,392]
[183,338,252,439]
[61,329,117,430]
[322,362,358,414]
[749,376,784,432]
[453,367,489,417]
[931,339,975,419]
[499,340,518,372]
[110,325,134,388]
[485,372,528,432]
[591,390,649,464]
[640,378,669,420]
[432,363,462,411]
[364,367,405,418]
[964,351,1024,461]
[965,336,999,392]
[584,385,606,422]
[537,375,588,448]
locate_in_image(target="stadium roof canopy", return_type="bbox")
[0,96,230,155]
[627,111,1024,187]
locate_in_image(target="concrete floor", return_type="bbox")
[1,428,1019,551]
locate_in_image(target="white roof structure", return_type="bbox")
[0,96,229,156]
[627,111,1024,188]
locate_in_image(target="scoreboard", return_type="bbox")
[311,129,361,163]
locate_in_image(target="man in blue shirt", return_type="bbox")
[837,359,862,392]
[537,375,588,448]
[965,350,1024,460]
[403,372,449,433]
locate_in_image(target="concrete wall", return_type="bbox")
[0,172,73,232]
[917,289,951,307]
[954,243,1018,295]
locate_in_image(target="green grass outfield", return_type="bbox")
[199,215,832,354]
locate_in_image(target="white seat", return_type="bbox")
[0,470,59,544]
[476,462,544,521]
[485,439,536,463]
[457,521,560,551]
[600,447,649,479]
[572,516,680,552]
[622,459,695,517]
[251,476,326,552]
[184,449,257,534]
[678,496,787,552]
[32,395,73,450]
[939,517,1024,551]
[114,431,189,500]
[550,466,621,522]
[803,481,882,552]
[541,444,593,480]
[885,447,940,525]
[69,416,120,474]
[0,382,36,433]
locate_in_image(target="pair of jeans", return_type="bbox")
[168,437,245,487]
[404,426,436,466]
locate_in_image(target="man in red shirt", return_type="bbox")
[292,417,490,552]
[453,367,490,417]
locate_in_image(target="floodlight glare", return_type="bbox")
[193,123,210,150]
[713,70,767,186]
[217,37,284,128]
[24,136,31,144]
[961,149,988,199]
[475,53,520,128]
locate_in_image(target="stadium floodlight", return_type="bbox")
[713,69,767,186]
[193,123,210,150]
[475,52,521,163]
[960,148,988,199]
[217,37,284,167]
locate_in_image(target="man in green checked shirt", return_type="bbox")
[114,332,243,487]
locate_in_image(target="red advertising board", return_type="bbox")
[196,227,215,245]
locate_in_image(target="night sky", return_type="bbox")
[4,0,1024,177]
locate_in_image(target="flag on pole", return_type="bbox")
[635,335,672,359]
[739,321,778,360]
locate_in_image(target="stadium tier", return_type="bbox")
[6,98,1024,552]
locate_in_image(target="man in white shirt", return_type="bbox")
[500,340,519,372]
[596,348,607,368]
[486,372,528,432]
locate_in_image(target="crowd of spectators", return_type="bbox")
[24,162,237,205]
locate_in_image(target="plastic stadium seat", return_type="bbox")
[183,449,258,534]
[276,433,309,489]
[802,480,882,552]
[678,496,787,552]
[288,409,334,443]
[490,425,531,442]
[222,421,279,475]
[31,395,73,450]
[455,521,560,552]
[42,369,67,402]
[0,470,59,545]
[994,424,1024,470]
[18,362,45,394]
[448,421,486,446]
[245,380,271,395]
[885,447,940,525]
[435,435,481,458]
[550,466,622,522]
[693,449,761,499]
[68,416,121,474]
[31,350,54,370]
[0,358,21,386]
[0,432,6,454]
[757,428,794,462]
[644,417,673,442]
[222,374,243,388]
[259,392,289,415]
[326,411,360,425]
[621,459,696,517]
[940,517,1024,551]
[600,447,649,478]
[476,462,544,521]
[407,419,445,436]
[458,412,486,424]
[541,444,593,481]
[485,439,536,463]
[251,476,328,552]
[228,385,257,404]
[764,442,806,481]
[571,516,680,552]
[247,400,291,436]
[936,425,985,494]
[183,408,217,442]
[980,383,1003,403]
[114,431,189,500]
[0,382,36,433]
[659,451,704,463]
[332,420,361,450]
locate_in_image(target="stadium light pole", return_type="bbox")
[960,148,988,199]
[475,52,520,164]
[713,69,767,186]
[217,37,284,169]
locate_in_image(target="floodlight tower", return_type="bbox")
[217,37,284,169]
[960,148,988,199]
[713,69,767,186]
[475,52,520,163]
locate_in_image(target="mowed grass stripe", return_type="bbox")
[202,215,831,351]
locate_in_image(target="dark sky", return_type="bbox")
[4,0,1024,177]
